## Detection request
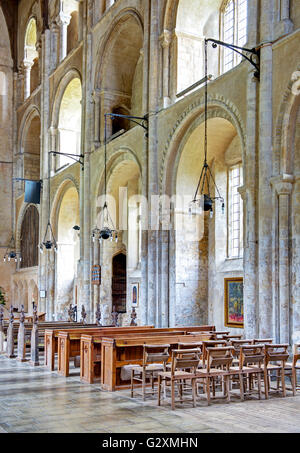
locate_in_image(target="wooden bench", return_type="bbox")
[55,326,156,377]
[79,325,215,384]
[99,332,215,391]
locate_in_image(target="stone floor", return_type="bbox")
[0,354,300,433]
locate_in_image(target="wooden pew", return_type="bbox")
[56,326,156,377]
[80,326,215,386]
[99,332,215,391]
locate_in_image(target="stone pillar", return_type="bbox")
[30,306,39,366]
[93,230,101,324]
[146,0,161,327]
[50,23,60,71]
[275,0,293,38]
[56,12,71,61]
[23,61,33,100]
[160,30,172,108]
[17,305,26,362]
[6,306,15,358]
[93,90,101,144]
[258,0,274,339]
[292,177,300,344]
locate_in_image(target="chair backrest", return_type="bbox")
[231,340,253,357]
[202,340,227,363]
[143,344,170,368]
[178,342,203,353]
[264,344,289,365]
[206,347,234,372]
[171,349,201,375]
[252,339,273,345]
[293,344,300,367]
[239,345,265,369]
[222,335,243,341]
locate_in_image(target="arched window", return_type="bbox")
[221,0,248,73]
[24,18,39,98]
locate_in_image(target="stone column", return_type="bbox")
[50,23,60,71]
[23,61,33,100]
[277,178,293,344]
[56,12,71,61]
[258,0,274,339]
[146,0,161,327]
[93,230,101,324]
[275,0,293,38]
[160,30,172,108]
[292,177,300,344]
[92,90,101,144]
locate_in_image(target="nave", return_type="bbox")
[1,354,300,434]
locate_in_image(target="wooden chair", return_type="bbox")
[229,345,265,401]
[230,339,253,362]
[262,344,294,399]
[157,349,201,410]
[131,344,170,401]
[202,340,228,367]
[196,346,234,405]
[293,344,300,391]
[252,339,273,345]
[222,334,243,341]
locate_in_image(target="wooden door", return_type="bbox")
[112,253,126,313]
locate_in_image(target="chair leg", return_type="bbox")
[206,377,211,406]
[130,370,134,398]
[281,367,286,397]
[226,376,230,403]
[142,371,146,401]
[292,368,297,396]
[158,375,161,406]
[192,379,196,408]
[264,370,269,400]
[258,372,262,400]
[171,380,175,410]
[239,373,245,401]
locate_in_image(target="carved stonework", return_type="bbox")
[17,305,26,362]
[6,306,15,358]
[81,305,87,324]
[130,307,137,327]
[111,307,119,327]
[95,302,102,326]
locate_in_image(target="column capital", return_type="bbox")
[159,30,172,48]
[56,12,71,27]
[237,185,247,201]
[270,174,294,195]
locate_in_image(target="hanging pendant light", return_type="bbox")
[190,39,225,217]
[3,235,22,263]
[40,150,57,253]
[96,115,118,244]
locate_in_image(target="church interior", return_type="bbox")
[0,0,300,434]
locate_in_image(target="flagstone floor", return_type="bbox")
[0,354,300,433]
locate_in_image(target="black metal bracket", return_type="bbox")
[105,113,149,137]
[49,151,85,170]
[206,38,260,80]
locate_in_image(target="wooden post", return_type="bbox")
[130,307,138,326]
[0,305,5,353]
[6,305,15,358]
[17,305,26,362]
[95,302,102,326]
[30,304,39,366]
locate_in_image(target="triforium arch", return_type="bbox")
[50,178,80,319]
[161,98,246,329]
[18,106,41,183]
[93,8,144,140]
[50,69,82,171]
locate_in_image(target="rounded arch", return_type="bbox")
[18,105,41,152]
[93,8,144,91]
[161,95,246,196]
[274,65,300,176]
[20,205,39,269]
[162,0,179,32]
[16,202,40,252]
[51,69,82,129]
[50,177,80,237]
